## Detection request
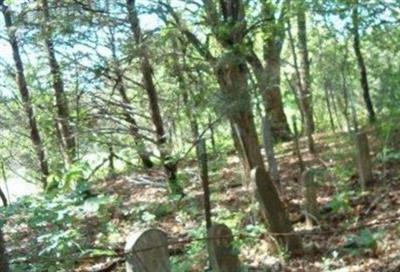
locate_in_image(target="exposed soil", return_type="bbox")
[4,131,400,271]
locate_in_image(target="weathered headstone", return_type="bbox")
[207,224,241,272]
[355,131,373,190]
[125,228,170,272]
[302,169,319,227]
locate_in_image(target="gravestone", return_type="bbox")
[302,169,319,227]
[207,224,241,272]
[355,131,373,190]
[125,228,170,272]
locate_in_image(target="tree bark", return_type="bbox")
[296,3,315,136]
[1,2,49,187]
[0,188,7,207]
[0,226,9,272]
[202,0,302,254]
[287,3,315,154]
[246,1,291,141]
[40,0,76,164]
[251,167,303,255]
[126,0,182,195]
[262,116,280,190]
[108,27,154,169]
[264,42,291,141]
[352,0,376,123]
[165,0,302,254]
[323,78,336,132]
[196,139,212,230]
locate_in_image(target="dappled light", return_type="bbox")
[0,0,399,271]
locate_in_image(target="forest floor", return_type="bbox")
[3,130,400,272]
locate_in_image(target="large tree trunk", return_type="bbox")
[247,49,291,142]
[1,2,49,186]
[246,1,291,141]
[40,0,76,164]
[264,42,291,141]
[352,0,376,123]
[126,0,182,195]
[262,0,291,141]
[203,0,302,255]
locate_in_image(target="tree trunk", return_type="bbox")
[196,139,212,230]
[203,0,302,254]
[115,78,154,168]
[292,117,305,173]
[1,2,49,187]
[297,3,315,136]
[261,1,291,141]
[40,0,76,164]
[323,79,336,132]
[220,60,301,251]
[352,0,376,123]
[0,227,9,272]
[287,4,315,154]
[263,42,292,141]
[262,116,280,191]
[108,27,154,169]
[355,131,373,190]
[0,188,7,207]
[216,53,265,171]
[108,142,115,176]
[126,0,182,195]
[251,167,303,255]
[247,50,291,142]
[246,1,291,141]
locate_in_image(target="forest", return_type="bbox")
[0,0,399,271]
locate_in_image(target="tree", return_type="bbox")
[287,1,315,154]
[38,0,77,165]
[247,0,292,141]
[351,0,376,123]
[107,15,154,169]
[126,0,182,195]
[168,0,302,254]
[1,0,49,186]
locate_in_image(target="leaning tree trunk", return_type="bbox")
[108,27,154,169]
[126,0,182,195]
[40,0,76,164]
[115,76,154,169]
[203,0,302,255]
[352,0,376,123]
[1,2,49,187]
